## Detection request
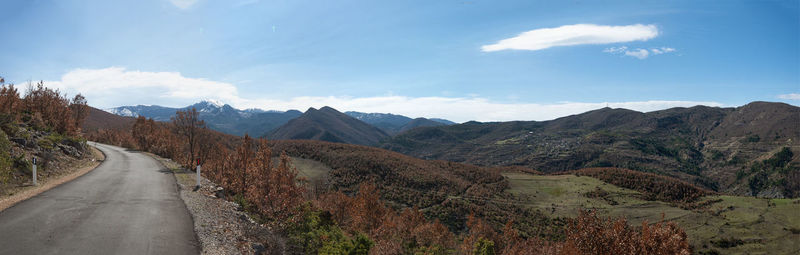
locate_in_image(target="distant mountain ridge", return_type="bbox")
[345,111,454,135]
[107,101,456,137]
[269,107,390,145]
[107,101,303,136]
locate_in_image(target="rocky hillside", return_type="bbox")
[382,102,800,198]
[1,122,89,194]
[0,82,91,195]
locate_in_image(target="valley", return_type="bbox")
[381,102,800,198]
[501,172,800,254]
[4,1,798,254]
[93,99,800,254]
[248,142,800,254]
[3,79,796,254]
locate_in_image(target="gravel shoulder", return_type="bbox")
[148,153,283,255]
[0,145,104,212]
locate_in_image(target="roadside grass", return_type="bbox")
[503,172,800,255]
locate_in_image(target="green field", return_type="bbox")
[503,172,800,254]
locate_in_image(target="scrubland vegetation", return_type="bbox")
[0,78,89,194]
[382,103,800,199]
[10,78,786,254]
[89,110,697,254]
[503,172,800,254]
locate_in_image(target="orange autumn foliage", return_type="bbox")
[1,79,89,136]
[317,183,456,254]
[246,138,306,221]
[87,108,692,255]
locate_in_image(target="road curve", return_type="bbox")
[0,142,199,255]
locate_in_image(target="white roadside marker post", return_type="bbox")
[32,157,37,186]
[196,158,201,189]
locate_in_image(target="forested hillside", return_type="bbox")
[382,102,800,198]
[268,107,389,146]
[345,111,453,135]
[88,106,695,254]
[83,107,134,131]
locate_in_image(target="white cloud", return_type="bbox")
[46,67,722,123]
[625,49,650,59]
[169,0,198,9]
[605,46,676,59]
[46,67,239,108]
[602,46,628,54]
[650,47,675,55]
[481,24,659,52]
[778,93,800,100]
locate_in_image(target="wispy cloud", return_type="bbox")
[778,93,800,100]
[625,48,650,59]
[169,0,198,9]
[46,67,722,122]
[481,24,659,52]
[604,46,676,59]
[650,47,675,55]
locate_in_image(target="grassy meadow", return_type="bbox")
[502,172,800,254]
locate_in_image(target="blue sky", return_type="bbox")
[0,0,798,122]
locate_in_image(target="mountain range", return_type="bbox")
[380,102,800,198]
[98,101,799,198]
[106,101,455,138]
[344,111,454,135]
[106,101,302,137]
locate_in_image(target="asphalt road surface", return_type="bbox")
[0,142,199,255]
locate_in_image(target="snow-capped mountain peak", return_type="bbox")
[105,107,139,117]
[193,100,226,113]
[200,99,224,107]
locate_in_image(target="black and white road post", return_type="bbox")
[32,157,37,186]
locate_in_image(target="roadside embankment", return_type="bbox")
[0,145,104,212]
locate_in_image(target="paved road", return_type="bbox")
[0,143,199,255]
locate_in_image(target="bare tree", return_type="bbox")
[69,93,89,132]
[172,108,205,169]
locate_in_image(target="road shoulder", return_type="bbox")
[0,145,105,212]
[147,153,282,255]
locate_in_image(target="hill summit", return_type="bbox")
[268,106,389,146]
